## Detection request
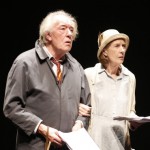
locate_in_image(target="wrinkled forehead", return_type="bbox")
[54,15,75,27]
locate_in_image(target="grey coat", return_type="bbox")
[3,40,91,150]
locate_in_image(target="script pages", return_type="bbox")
[113,116,150,123]
[58,128,100,150]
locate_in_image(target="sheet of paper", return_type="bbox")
[113,116,150,123]
[58,128,100,150]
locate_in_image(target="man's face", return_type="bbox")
[49,16,75,55]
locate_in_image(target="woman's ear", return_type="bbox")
[103,50,107,56]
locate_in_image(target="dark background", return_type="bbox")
[1,1,150,149]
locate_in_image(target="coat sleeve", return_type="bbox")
[3,58,41,136]
[76,64,91,129]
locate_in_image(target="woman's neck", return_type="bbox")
[106,65,121,79]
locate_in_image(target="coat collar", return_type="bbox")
[35,39,76,64]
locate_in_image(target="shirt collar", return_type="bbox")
[43,46,67,64]
[43,46,53,59]
[96,63,130,76]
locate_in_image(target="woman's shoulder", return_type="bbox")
[85,63,101,72]
[121,64,136,80]
[84,63,102,80]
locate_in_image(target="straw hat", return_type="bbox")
[97,29,129,60]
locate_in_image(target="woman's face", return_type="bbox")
[105,39,127,66]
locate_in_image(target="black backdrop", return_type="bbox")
[1,1,150,150]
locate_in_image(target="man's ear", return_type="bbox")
[45,32,52,41]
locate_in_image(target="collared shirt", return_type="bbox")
[43,46,63,76]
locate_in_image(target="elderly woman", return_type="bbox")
[79,29,140,150]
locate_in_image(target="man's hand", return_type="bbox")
[38,123,63,147]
